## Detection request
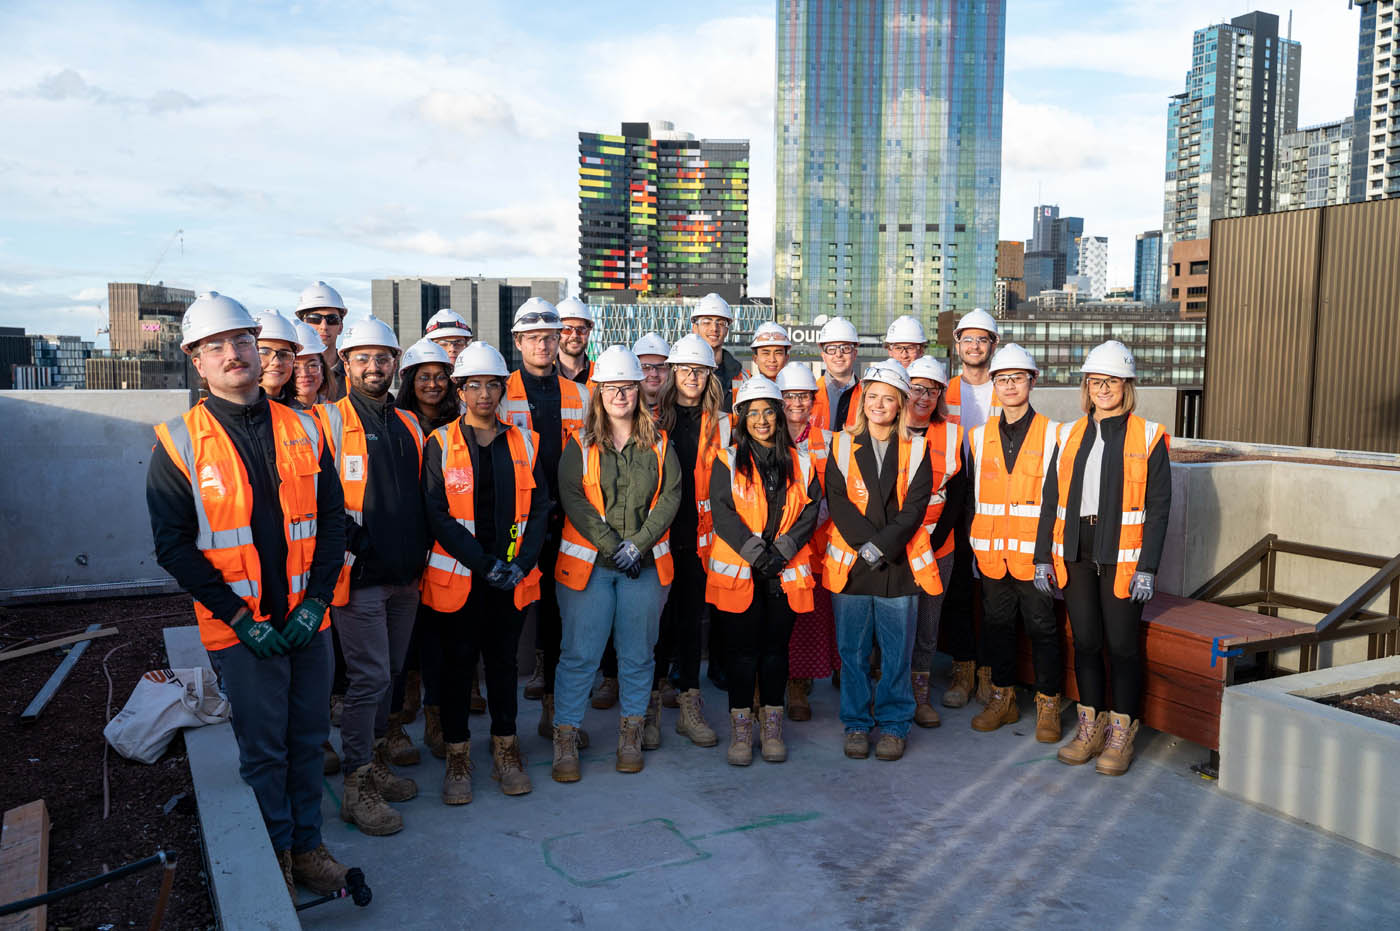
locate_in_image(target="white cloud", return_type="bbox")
[71,286,105,301]
[417,89,519,135]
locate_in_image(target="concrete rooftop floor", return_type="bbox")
[301,664,1400,930]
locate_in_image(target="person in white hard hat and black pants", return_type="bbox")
[423,308,473,365]
[690,292,747,408]
[294,281,349,401]
[811,317,862,432]
[556,296,595,384]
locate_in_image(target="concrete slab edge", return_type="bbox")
[1,578,182,606]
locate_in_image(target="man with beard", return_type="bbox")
[555,296,595,385]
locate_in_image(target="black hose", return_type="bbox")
[0,850,174,917]
[295,868,372,911]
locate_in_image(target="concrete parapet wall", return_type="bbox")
[1024,386,1180,430]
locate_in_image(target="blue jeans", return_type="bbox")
[555,565,669,726]
[832,592,918,738]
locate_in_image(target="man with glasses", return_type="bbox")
[632,332,671,414]
[884,314,928,368]
[556,297,595,385]
[810,316,862,431]
[423,308,473,364]
[689,292,747,408]
[295,281,349,401]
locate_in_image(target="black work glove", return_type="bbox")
[490,563,526,591]
[484,559,509,586]
[282,597,327,649]
[230,607,288,659]
[752,545,786,580]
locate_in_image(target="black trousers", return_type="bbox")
[331,624,348,696]
[939,516,980,663]
[654,547,705,690]
[535,536,563,694]
[1063,520,1145,719]
[391,604,442,709]
[433,586,526,743]
[981,574,1062,695]
[716,581,794,710]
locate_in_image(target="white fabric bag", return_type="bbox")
[104,667,231,763]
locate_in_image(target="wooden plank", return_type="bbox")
[0,800,50,931]
[0,627,118,663]
[19,624,103,722]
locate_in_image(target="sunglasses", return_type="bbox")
[561,324,592,336]
[516,311,561,326]
[302,313,342,326]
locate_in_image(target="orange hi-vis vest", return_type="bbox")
[694,410,733,560]
[945,374,1002,426]
[154,401,326,652]
[797,423,834,578]
[920,420,964,559]
[704,446,817,613]
[555,434,675,591]
[318,396,426,604]
[968,412,1058,582]
[810,376,861,432]
[1051,415,1168,599]
[500,370,589,445]
[822,431,942,596]
[420,420,544,612]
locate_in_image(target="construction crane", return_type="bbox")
[144,229,184,284]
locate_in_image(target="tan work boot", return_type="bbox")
[617,715,645,773]
[974,665,995,705]
[523,650,545,701]
[290,844,348,896]
[1034,692,1063,743]
[470,672,486,714]
[322,740,340,775]
[399,668,422,722]
[341,763,403,836]
[552,724,582,783]
[843,730,870,759]
[330,692,344,728]
[660,677,679,708]
[491,735,532,796]
[875,733,906,761]
[912,671,941,728]
[943,660,976,708]
[1058,705,1109,765]
[442,740,473,805]
[643,690,662,750]
[1095,712,1141,776]
[786,678,812,721]
[971,686,1020,732]
[592,676,619,710]
[676,688,718,747]
[371,738,418,802]
[423,705,446,759]
[277,849,296,903]
[385,712,420,766]
[727,709,755,766]
[759,706,787,762]
[538,694,590,747]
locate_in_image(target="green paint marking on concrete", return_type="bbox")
[685,811,823,841]
[1013,754,1061,765]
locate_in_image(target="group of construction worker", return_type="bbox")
[146,282,1171,904]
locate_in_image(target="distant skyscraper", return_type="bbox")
[1134,231,1163,304]
[1028,205,1083,291]
[371,276,566,368]
[774,0,1006,329]
[1075,235,1108,299]
[1275,119,1355,211]
[1023,251,1057,298]
[1350,1,1399,201]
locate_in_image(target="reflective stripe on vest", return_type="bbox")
[968,413,1058,581]
[501,371,589,442]
[946,375,1002,427]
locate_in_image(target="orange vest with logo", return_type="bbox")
[555,434,675,590]
[945,374,1002,426]
[694,410,733,560]
[420,420,544,612]
[154,401,326,651]
[1051,415,1168,598]
[920,420,964,559]
[500,370,589,445]
[969,412,1058,582]
[704,446,817,613]
[822,431,942,596]
[810,376,861,433]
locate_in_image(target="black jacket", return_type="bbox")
[344,388,430,588]
[668,403,704,553]
[709,443,823,592]
[516,368,565,517]
[146,393,346,629]
[716,348,746,410]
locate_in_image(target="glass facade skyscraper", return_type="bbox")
[1133,230,1163,305]
[774,0,1006,330]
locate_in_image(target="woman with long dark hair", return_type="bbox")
[255,309,301,405]
[290,320,329,410]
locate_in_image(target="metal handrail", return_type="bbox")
[1317,552,1400,634]
[1190,533,1277,601]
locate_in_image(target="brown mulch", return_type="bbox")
[0,594,214,930]
[1320,686,1400,727]
[1170,448,1400,470]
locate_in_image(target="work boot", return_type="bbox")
[1034,692,1063,743]
[875,733,906,761]
[843,729,870,759]
[442,740,473,805]
[592,676,619,710]
[1095,712,1141,776]
[975,666,995,705]
[341,763,402,836]
[727,709,755,766]
[786,678,812,721]
[1058,705,1109,766]
[322,740,340,775]
[470,673,486,714]
[643,690,662,750]
[385,712,420,766]
[399,668,422,722]
[290,844,349,897]
[676,688,718,746]
[943,660,976,708]
[370,738,418,802]
[659,677,679,708]
[523,650,545,701]
[552,724,582,783]
[491,735,532,796]
[971,686,1020,732]
[617,716,645,773]
[330,693,344,728]
[277,849,296,903]
[760,706,787,763]
[538,694,590,747]
[423,705,446,759]
[912,671,941,728]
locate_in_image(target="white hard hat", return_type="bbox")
[905,356,949,386]
[954,307,1000,339]
[399,338,452,374]
[988,342,1039,376]
[884,314,927,345]
[424,308,472,341]
[511,297,562,332]
[180,291,260,351]
[750,322,792,349]
[861,359,911,395]
[776,362,818,393]
[292,320,326,357]
[593,345,644,382]
[556,296,593,325]
[666,333,716,368]
[632,332,671,358]
[690,292,734,321]
[452,342,509,379]
[253,309,302,352]
[338,316,400,354]
[1081,340,1137,379]
[295,281,347,314]
[733,375,783,412]
[817,316,858,344]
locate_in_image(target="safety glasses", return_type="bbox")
[302,313,342,326]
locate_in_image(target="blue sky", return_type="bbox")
[0,1,1362,346]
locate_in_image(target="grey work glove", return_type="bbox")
[612,540,643,572]
[771,534,799,564]
[1130,571,1155,603]
[1033,563,1057,597]
[858,541,886,569]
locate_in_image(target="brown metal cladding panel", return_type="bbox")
[1203,209,1321,445]
[1312,198,1400,454]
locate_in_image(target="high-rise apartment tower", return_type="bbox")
[1351,1,1400,201]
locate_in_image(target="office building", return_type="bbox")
[1351,0,1400,201]
[1134,230,1164,304]
[1075,235,1109,299]
[29,334,93,388]
[996,240,1025,310]
[578,121,748,304]
[1,327,32,390]
[999,306,1205,387]
[84,356,189,390]
[1163,12,1300,286]
[1275,119,1355,211]
[774,0,1007,329]
[587,297,772,356]
[1168,238,1211,319]
[107,283,196,357]
[1024,250,1057,298]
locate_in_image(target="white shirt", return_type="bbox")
[958,377,997,458]
[1079,426,1106,518]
